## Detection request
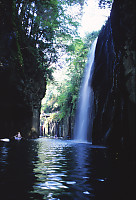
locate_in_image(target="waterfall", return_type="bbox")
[74,38,97,143]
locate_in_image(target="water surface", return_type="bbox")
[0,138,133,200]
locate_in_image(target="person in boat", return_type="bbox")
[0,132,23,142]
[17,132,22,138]
[14,131,22,139]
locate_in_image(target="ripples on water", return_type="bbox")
[0,138,133,200]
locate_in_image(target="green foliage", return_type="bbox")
[41,84,58,113]
[42,31,99,122]
[0,0,85,81]
[98,0,113,8]
[1,0,99,125]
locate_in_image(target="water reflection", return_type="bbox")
[0,138,133,200]
[0,140,44,200]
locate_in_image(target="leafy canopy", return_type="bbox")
[1,0,85,80]
[41,31,99,121]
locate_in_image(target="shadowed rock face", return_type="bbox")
[91,0,136,152]
[0,67,46,139]
[0,35,45,139]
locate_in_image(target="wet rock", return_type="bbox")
[92,0,136,153]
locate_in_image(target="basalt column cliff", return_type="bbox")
[92,0,135,153]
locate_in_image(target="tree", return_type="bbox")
[0,0,85,77]
[98,0,113,8]
[42,31,99,122]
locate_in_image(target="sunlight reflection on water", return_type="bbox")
[29,138,107,199]
[0,137,132,200]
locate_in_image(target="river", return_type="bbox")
[0,138,133,200]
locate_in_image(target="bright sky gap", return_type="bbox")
[78,0,111,37]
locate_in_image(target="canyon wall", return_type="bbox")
[0,1,46,138]
[0,64,46,138]
[92,0,135,153]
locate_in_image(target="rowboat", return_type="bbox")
[14,136,22,141]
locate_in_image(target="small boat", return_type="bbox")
[14,132,23,141]
[0,138,10,142]
[14,136,22,141]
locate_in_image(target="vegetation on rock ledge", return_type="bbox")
[41,31,99,130]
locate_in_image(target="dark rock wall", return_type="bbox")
[0,33,46,139]
[92,0,136,153]
[0,66,46,139]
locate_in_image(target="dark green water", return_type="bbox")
[0,138,133,200]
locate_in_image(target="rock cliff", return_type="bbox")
[0,61,46,139]
[0,1,46,138]
[92,0,135,153]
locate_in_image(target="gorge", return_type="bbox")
[0,0,135,154]
[0,1,135,199]
[91,0,135,155]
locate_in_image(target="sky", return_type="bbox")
[78,0,112,37]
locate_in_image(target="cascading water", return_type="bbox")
[74,38,97,143]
